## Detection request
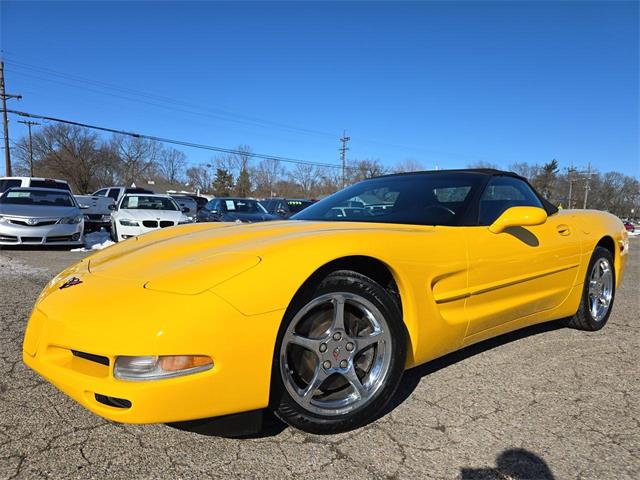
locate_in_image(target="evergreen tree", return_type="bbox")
[212,168,234,197]
[235,168,251,197]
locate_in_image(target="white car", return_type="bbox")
[110,194,192,242]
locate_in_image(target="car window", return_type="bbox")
[93,189,108,196]
[0,179,21,193]
[262,199,275,211]
[30,180,70,191]
[120,195,178,211]
[294,173,484,226]
[107,189,120,200]
[0,190,74,207]
[478,176,544,225]
[220,199,268,214]
[287,200,313,213]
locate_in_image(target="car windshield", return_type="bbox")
[121,195,178,211]
[292,173,485,226]
[221,199,268,214]
[0,189,75,207]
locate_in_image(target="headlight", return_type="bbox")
[178,217,194,224]
[114,355,213,381]
[58,215,83,224]
[0,215,5,223]
[119,219,139,227]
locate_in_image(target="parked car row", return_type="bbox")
[0,176,318,246]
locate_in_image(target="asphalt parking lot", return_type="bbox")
[0,241,638,480]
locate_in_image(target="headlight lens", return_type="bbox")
[119,219,139,227]
[114,355,213,381]
[58,215,83,224]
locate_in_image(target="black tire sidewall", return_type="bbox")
[270,271,407,434]
[579,246,616,330]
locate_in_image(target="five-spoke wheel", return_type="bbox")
[272,270,406,434]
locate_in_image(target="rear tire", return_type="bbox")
[270,270,406,434]
[561,246,615,331]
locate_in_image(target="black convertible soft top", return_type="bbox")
[373,168,558,217]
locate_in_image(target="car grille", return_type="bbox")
[47,235,73,243]
[142,220,158,228]
[21,236,43,243]
[160,221,174,228]
[8,219,57,227]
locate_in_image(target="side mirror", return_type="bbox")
[108,204,117,211]
[276,208,287,216]
[489,206,547,234]
[181,206,189,213]
[79,205,90,210]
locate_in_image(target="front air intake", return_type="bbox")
[95,394,132,409]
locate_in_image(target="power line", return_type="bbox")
[6,109,348,171]
[4,58,339,140]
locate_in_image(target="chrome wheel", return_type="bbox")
[279,292,393,416]
[588,258,613,322]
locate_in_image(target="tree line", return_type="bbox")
[10,124,639,218]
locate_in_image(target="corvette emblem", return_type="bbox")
[60,277,83,289]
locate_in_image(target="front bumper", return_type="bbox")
[0,222,83,245]
[23,272,283,424]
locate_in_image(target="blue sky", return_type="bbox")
[1,1,638,177]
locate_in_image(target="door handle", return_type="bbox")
[556,224,571,236]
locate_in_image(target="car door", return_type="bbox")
[464,176,581,337]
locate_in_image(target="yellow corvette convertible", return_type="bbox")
[23,169,628,434]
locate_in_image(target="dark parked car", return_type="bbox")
[197,198,279,223]
[177,194,209,211]
[171,195,198,222]
[261,198,315,218]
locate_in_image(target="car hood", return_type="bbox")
[119,209,185,222]
[0,204,80,218]
[85,220,429,293]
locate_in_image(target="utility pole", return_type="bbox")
[1,60,22,176]
[17,120,40,176]
[582,162,593,209]
[339,130,350,188]
[566,163,577,209]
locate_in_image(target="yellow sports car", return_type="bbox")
[23,169,628,434]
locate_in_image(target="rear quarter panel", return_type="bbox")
[570,210,628,287]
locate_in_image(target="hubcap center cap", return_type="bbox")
[320,331,355,368]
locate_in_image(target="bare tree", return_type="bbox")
[348,159,388,183]
[186,164,214,194]
[110,135,161,185]
[253,158,284,197]
[289,163,318,197]
[30,124,104,193]
[393,159,424,173]
[157,147,187,184]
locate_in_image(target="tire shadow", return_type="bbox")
[378,320,564,418]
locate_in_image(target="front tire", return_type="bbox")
[110,222,119,242]
[271,270,406,434]
[562,246,615,331]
